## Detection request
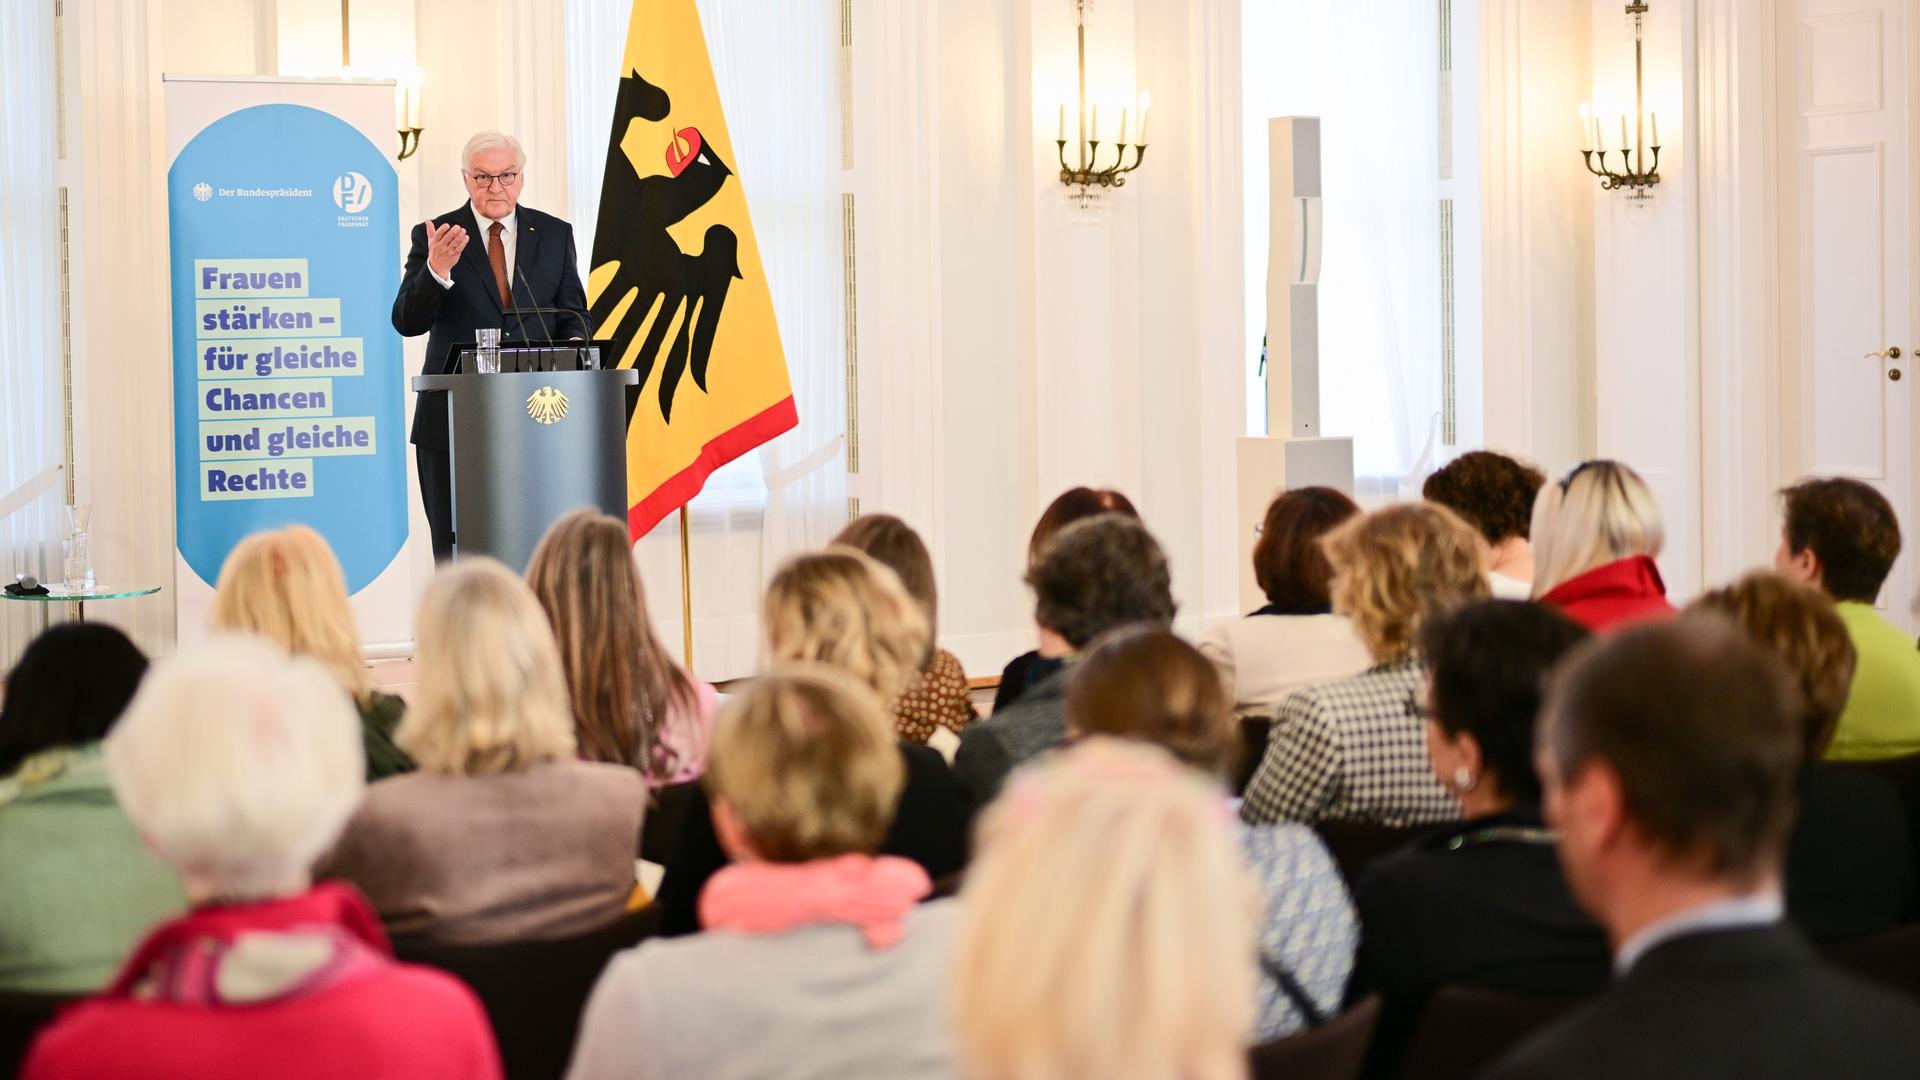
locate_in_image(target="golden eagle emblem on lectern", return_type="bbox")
[527,386,569,426]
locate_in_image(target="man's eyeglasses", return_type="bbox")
[465,170,521,190]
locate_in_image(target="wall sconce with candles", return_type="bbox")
[339,0,424,160]
[396,71,424,161]
[1056,0,1150,212]
[1580,0,1660,199]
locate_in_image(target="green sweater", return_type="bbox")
[1827,601,1920,762]
[0,744,187,994]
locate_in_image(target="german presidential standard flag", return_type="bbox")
[588,0,797,537]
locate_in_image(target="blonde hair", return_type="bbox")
[706,666,904,862]
[400,558,576,776]
[1530,460,1665,598]
[527,510,700,781]
[953,739,1258,1080]
[107,635,363,902]
[210,525,370,704]
[1324,502,1489,661]
[762,548,930,706]
[1687,572,1858,757]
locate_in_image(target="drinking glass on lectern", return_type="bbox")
[475,328,502,374]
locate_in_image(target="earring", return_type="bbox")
[1453,765,1476,793]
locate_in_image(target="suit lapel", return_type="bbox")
[515,209,542,305]
[453,205,504,312]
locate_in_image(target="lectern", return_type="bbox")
[412,367,639,571]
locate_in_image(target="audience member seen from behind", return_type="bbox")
[1199,486,1371,715]
[1529,459,1674,631]
[526,509,717,786]
[1066,625,1357,1041]
[568,668,958,1080]
[1775,477,1920,761]
[1687,573,1917,941]
[834,514,976,743]
[1241,502,1488,828]
[22,637,500,1080]
[993,486,1139,711]
[1346,601,1607,1075]
[1484,620,1920,1080]
[955,514,1177,805]
[319,558,646,945]
[952,739,1257,1080]
[1423,450,1548,599]
[654,549,971,936]
[0,625,182,995]
[210,524,413,780]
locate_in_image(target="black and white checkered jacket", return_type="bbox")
[1239,655,1462,828]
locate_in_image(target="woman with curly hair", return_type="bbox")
[1240,502,1488,827]
[1423,450,1547,599]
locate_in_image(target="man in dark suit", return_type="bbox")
[1484,619,1920,1080]
[392,131,588,561]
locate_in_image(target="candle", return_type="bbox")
[1579,101,1591,151]
[1620,115,1629,152]
[1651,111,1660,146]
[407,85,423,129]
[1092,104,1099,141]
[1137,90,1152,145]
[1594,116,1606,153]
[1118,106,1129,147]
[1058,104,1065,142]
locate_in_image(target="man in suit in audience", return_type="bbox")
[1485,619,1920,1080]
[392,131,589,561]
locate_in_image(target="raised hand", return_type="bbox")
[425,220,468,279]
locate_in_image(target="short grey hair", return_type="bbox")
[462,131,526,171]
[106,634,365,902]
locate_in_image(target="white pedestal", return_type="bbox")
[1234,435,1355,612]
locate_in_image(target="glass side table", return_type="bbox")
[1,583,161,626]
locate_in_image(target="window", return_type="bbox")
[1243,0,1473,490]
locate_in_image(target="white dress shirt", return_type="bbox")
[1613,890,1785,975]
[429,203,517,291]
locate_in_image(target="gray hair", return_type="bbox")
[462,131,526,171]
[106,635,365,902]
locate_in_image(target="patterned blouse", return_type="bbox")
[893,649,976,743]
[1239,655,1461,828]
[1240,821,1360,1040]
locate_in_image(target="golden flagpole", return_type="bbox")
[679,504,693,667]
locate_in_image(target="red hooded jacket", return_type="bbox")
[1539,554,1676,633]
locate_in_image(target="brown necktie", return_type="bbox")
[487,221,509,306]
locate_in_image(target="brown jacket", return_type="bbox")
[318,760,645,945]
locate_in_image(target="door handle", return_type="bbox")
[1868,346,1904,359]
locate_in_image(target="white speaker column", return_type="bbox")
[1234,116,1356,612]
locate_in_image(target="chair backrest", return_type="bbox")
[1392,984,1584,1080]
[393,905,661,1080]
[0,992,75,1078]
[641,780,702,866]
[1313,820,1429,888]
[1828,921,1920,1003]
[1235,716,1273,797]
[1249,995,1381,1080]
[1832,752,1920,887]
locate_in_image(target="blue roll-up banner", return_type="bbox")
[166,88,409,620]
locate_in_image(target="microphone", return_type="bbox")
[503,264,544,359]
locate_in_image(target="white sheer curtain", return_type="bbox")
[1243,0,1442,492]
[563,0,844,679]
[0,0,64,667]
